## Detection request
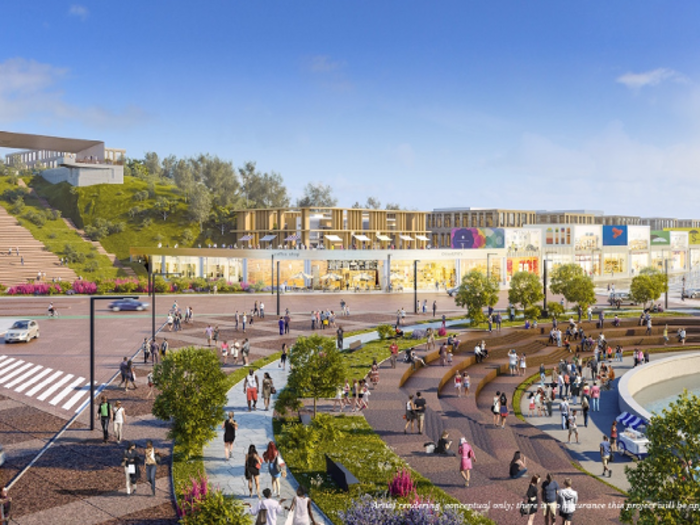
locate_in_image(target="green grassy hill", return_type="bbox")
[32,176,236,265]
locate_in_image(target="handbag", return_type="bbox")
[271,387,277,395]
[127,464,136,474]
[255,508,268,525]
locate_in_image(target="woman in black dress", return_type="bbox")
[523,474,540,524]
[222,412,237,461]
[244,444,262,497]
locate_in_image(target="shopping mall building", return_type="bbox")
[131,206,700,291]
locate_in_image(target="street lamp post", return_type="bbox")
[90,295,138,431]
[277,261,281,316]
[542,259,548,316]
[271,255,275,295]
[665,258,669,310]
[414,260,419,314]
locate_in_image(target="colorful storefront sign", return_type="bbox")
[663,227,700,245]
[544,226,571,246]
[451,228,505,249]
[573,225,600,251]
[506,229,541,252]
[603,225,628,246]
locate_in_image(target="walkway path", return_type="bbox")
[203,360,334,525]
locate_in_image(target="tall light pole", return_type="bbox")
[414,260,419,314]
[276,261,281,316]
[664,258,669,310]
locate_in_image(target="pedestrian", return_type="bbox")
[522,474,540,524]
[413,391,426,434]
[262,372,274,411]
[150,339,159,364]
[499,391,509,428]
[284,312,290,334]
[278,316,285,335]
[663,324,669,345]
[243,368,259,411]
[0,486,11,525]
[581,394,589,427]
[125,359,137,390]
[205,325,213,346]
[336,326,344,349]
[567,410,579,444]
[492,391,501,426]
[389,340,398,368]
[222,411,238,461]
[590,381,601,411]
[213,326,220,348]
[245,444,263,498]
[160,338,168,360]
[263,441,285,497]
[404,394,417,434]
[610,421,618,452]
[519,353,527,377]
[508,349,518,376]
[232,339,241,365]
[369,360,380,389]
[96,394,112,443]
[280,343,288,370]
[118,356,129,388]
[286,485,316,525]
[457,437,476,486]
[259,302,265,318]
[141,337,150,364]
[253,300,259,317]
[221,340,230,365]
[600,435,613,477]
[252,488,284,524]
[122,441,141,495]
[242,312,247,332]
[557,478,578,525]
[167,313,173,331]
[144,440,160,496]
[234,310,240,331]
[560,396,570,430]
[432,300,437,317]
[462,372,470,397]
[454,372,462,397]
[113,401,126,443]
[241,338,250,365]
[509,451,528,479]
[541,473,560,525]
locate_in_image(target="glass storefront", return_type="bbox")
[629,253,649,275]
[651,251,686,272]
[603,254,627,276]
[506,256,539,279]
[574,253,600,276]
[392,260,456,291]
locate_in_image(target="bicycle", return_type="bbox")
[47,309,59,318]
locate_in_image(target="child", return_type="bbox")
[528,392,536,417]
[447,351,453,365]
[454,372,462,397]
[221,341,229,365]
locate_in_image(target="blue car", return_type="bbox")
[108,298,149,312]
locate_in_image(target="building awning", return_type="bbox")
[284,233,300,242]
[415,235,430,241]
[616,412,647,430]
[353,234,372,242]
[239,234,254,241]
[399,235,414,241]
[376,234,392,242]
[324,235,342,243]
[260,234,277,242]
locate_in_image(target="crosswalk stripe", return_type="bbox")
[25,370,62,397]
[5,365,43,389]
[0,360,25,380]
[62,382,92,410]
[14,367,52,393]
[37,374,73,401]
[75,383,107,413]
[50,377,85,406]
[0,355,12,366]
[0,362,34,385]
[0,358,18,373]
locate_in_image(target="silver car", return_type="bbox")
[4,319,40,343]
[0,444,4,467]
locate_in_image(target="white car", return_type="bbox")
[0,444,4,467]
[4,319,40,343]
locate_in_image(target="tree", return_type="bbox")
[365,196,382,209]
[284,334,347,417]
[189,183,212,231]
[621,391,700,524]
[151,347,228,459]
[173,160,196,202]
[238,161,290,209]
[508,271,544,311]
[153,197,174,221]
[454,270,500,325]
[630,267,668,308]
[385,202,401,210]
[209,205,235,236]
[296,182,337,207]
[143,151,163,178]
[549,263,595,308]
[191,154,239,208]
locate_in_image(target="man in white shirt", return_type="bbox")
[252,489,284,525]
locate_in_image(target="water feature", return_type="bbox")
[633,373,700,415]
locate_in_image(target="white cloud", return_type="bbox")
[616,68,683,89]
[306,55,344,73]
[69,5,88,21]
[0,58,148,130]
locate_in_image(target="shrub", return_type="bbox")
[133,190,149,202]
[389,468,417,498]
[178,475,251,525]
[437,326,447,337]
[57,280,72,293]
[49,209,62,221]
[547,302,565,318]
[96,280,115,294]
[412,329,426,339]
[84,261,99,273]
[0,283,5,293]
[524,305,541,321]
[7,283,61,295]
[377,324,394,340]
[142,217,153,229]
[181,229,195,245]
[22,210,46,227]
[114,279,139,293]
[72,281,97,294]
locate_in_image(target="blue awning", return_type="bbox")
[616,412,647,430]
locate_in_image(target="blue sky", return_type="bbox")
[2,2,700,216]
